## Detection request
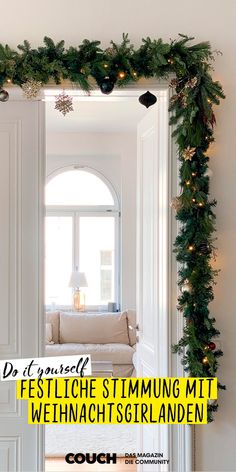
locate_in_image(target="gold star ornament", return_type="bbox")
[182,146,196,161]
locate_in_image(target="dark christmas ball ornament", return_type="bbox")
[0,88,9,102]
[139,91,157,108]
[100,77,115,95]
[208,342,216,351]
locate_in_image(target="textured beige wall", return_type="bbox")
[1,1,236,470]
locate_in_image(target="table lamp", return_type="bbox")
[68,271,88,311]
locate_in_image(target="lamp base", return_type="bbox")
[73,289,85,312]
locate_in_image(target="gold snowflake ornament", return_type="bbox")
[22,79,42,99]
[55,91,73,116]
[182,146,196,161]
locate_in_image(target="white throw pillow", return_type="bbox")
[45,323,54,345]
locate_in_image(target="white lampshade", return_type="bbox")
[69,271,88,288]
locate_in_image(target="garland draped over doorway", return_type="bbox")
[0,34,225,420]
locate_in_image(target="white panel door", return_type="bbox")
[136,97,169,472]
[0,101,44,471]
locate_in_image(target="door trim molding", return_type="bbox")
[36,102,46,472]
[168,86,193,472]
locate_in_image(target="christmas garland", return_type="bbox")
[0,34,225,420]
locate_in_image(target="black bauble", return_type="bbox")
[139,91,157,108]
[0,88,9,102]
[100,77,115,95]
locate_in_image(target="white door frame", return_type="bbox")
[7,81,192,471]
[38,103,46,472]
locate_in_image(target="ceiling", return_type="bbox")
[46,97,150,133]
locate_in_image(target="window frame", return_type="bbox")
[45,166,120,311]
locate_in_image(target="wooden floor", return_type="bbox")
[45,457,136,472]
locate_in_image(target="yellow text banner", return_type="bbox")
[16,377,217,425]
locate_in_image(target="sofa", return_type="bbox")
[45,310,137,377]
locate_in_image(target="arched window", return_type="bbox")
[45,167,119,310]
[46,169,116,206]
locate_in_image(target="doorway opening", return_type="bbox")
[42,85,189,472]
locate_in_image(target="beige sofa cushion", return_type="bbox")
[45,323,54,345]
[45,311,60,343]
[45,342,134,365]
[60,312,130,345]
[126,309,136,346]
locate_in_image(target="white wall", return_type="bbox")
[2,1,236,470]
[46,131,137,310]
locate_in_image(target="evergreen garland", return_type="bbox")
[0,34,225,420]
